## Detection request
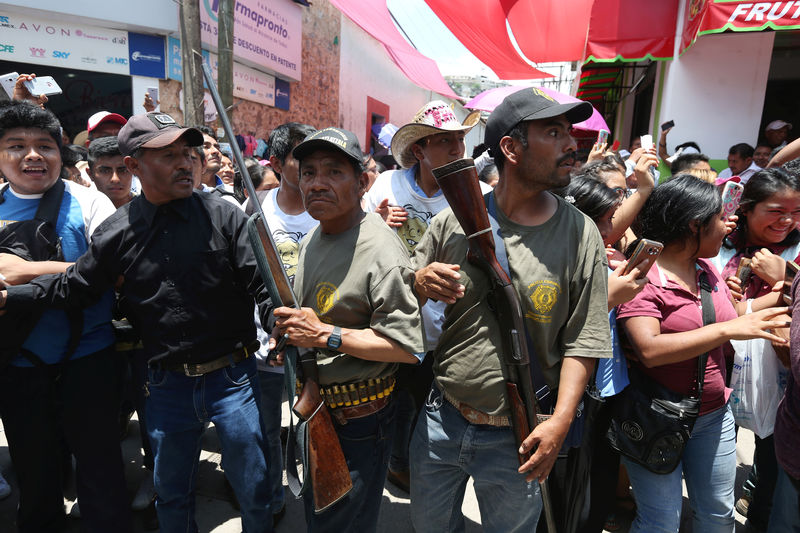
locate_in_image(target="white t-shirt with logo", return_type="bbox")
[248,187,318,372]
[365,166,492,350]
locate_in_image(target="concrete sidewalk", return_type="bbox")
[0,407,754,532]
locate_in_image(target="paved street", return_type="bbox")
[0,401,754,532]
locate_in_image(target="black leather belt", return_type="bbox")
[156,340,260,377]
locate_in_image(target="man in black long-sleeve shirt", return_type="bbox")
[1,112,275,533]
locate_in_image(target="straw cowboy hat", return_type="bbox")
[391,101,480,168]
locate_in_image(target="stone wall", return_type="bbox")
[160,0,341,139]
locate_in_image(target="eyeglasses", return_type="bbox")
[612,187,632,199]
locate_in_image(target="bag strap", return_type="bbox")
[34,178,65,225]
[695,270,715,398]
[486,191,554,413]
[0,180,65,223]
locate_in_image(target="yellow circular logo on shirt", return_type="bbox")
[528,280,560,320]
[316,282,340,315]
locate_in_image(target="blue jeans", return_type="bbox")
[146,356,274,533]
[258,370,285,514]
[767,465,800,532]
[623,402,737,533]
[410,386,542,533]
[304,398,396,532]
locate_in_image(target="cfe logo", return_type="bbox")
[0,44,14,53]
[315,282,339,315]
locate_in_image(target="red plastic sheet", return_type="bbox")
[426,0,679,67]
[423,0,553,79]
[329,0,457,98]
[501,0,594,63]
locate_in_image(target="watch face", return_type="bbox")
[327,327,342,349]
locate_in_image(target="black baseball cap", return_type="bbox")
[292,127,364,166]
[485,88,593,156]
[117,112,203,156]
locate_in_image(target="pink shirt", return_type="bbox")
[617,258,737,415]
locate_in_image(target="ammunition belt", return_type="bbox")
[296,375,395,409]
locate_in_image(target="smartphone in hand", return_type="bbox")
[597,129,609,145]
[23,76,62,96]
[661,120,675,132]
[721,181,744,218]
[624,239,663,279]
[0,72,19,98]
[783,260,799,304]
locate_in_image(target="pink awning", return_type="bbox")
[584,0,679,61]
[329,0,458,99]
[423,0,554,79]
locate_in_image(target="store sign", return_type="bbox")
[699,1,800,33]
[199,0,302,81]
[129,32,166,78]
[0,13,129,74]
[168,37,275,107]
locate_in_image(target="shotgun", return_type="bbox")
[431,157,558,532]
[201,63,352,513]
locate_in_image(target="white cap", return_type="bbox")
[766,120,792,132]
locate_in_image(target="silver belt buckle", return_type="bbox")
[183,363,204,377]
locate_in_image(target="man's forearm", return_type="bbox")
[550,356,595,426]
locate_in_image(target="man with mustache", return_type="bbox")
[0,112,276,533]
[409,88,612,531]
[271,127,425,532]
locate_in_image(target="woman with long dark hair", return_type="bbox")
[616,175,789,532]
[711,168,800,529]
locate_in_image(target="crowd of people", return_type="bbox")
[0,72,798,533]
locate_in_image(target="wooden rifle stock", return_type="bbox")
[432,157,558,532]
[201,63,352,513]
[292,351,353,513]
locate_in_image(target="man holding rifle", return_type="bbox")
[0,112,275,533]
[271,127,425,531]
[409,88,612,531]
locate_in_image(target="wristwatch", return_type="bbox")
[326,326,342,350]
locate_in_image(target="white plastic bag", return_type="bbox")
[729,337,790,438]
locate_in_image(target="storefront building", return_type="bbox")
[0,0,449,152]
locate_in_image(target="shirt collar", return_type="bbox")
[650,260,718,296]
[137,193,192,227]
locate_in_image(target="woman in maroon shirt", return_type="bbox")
[712,168,800,530]
[616,176,789,533]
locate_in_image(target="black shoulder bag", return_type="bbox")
[605,271,715,475]
[0,180,82,371]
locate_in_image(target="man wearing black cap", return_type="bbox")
[409,88,612,531]
[271,127,425,531]
[0,112,276,533]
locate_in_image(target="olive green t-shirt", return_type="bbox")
[412,193,612,417]
[294,213,425,385]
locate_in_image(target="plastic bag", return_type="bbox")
[729,337,790,438]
